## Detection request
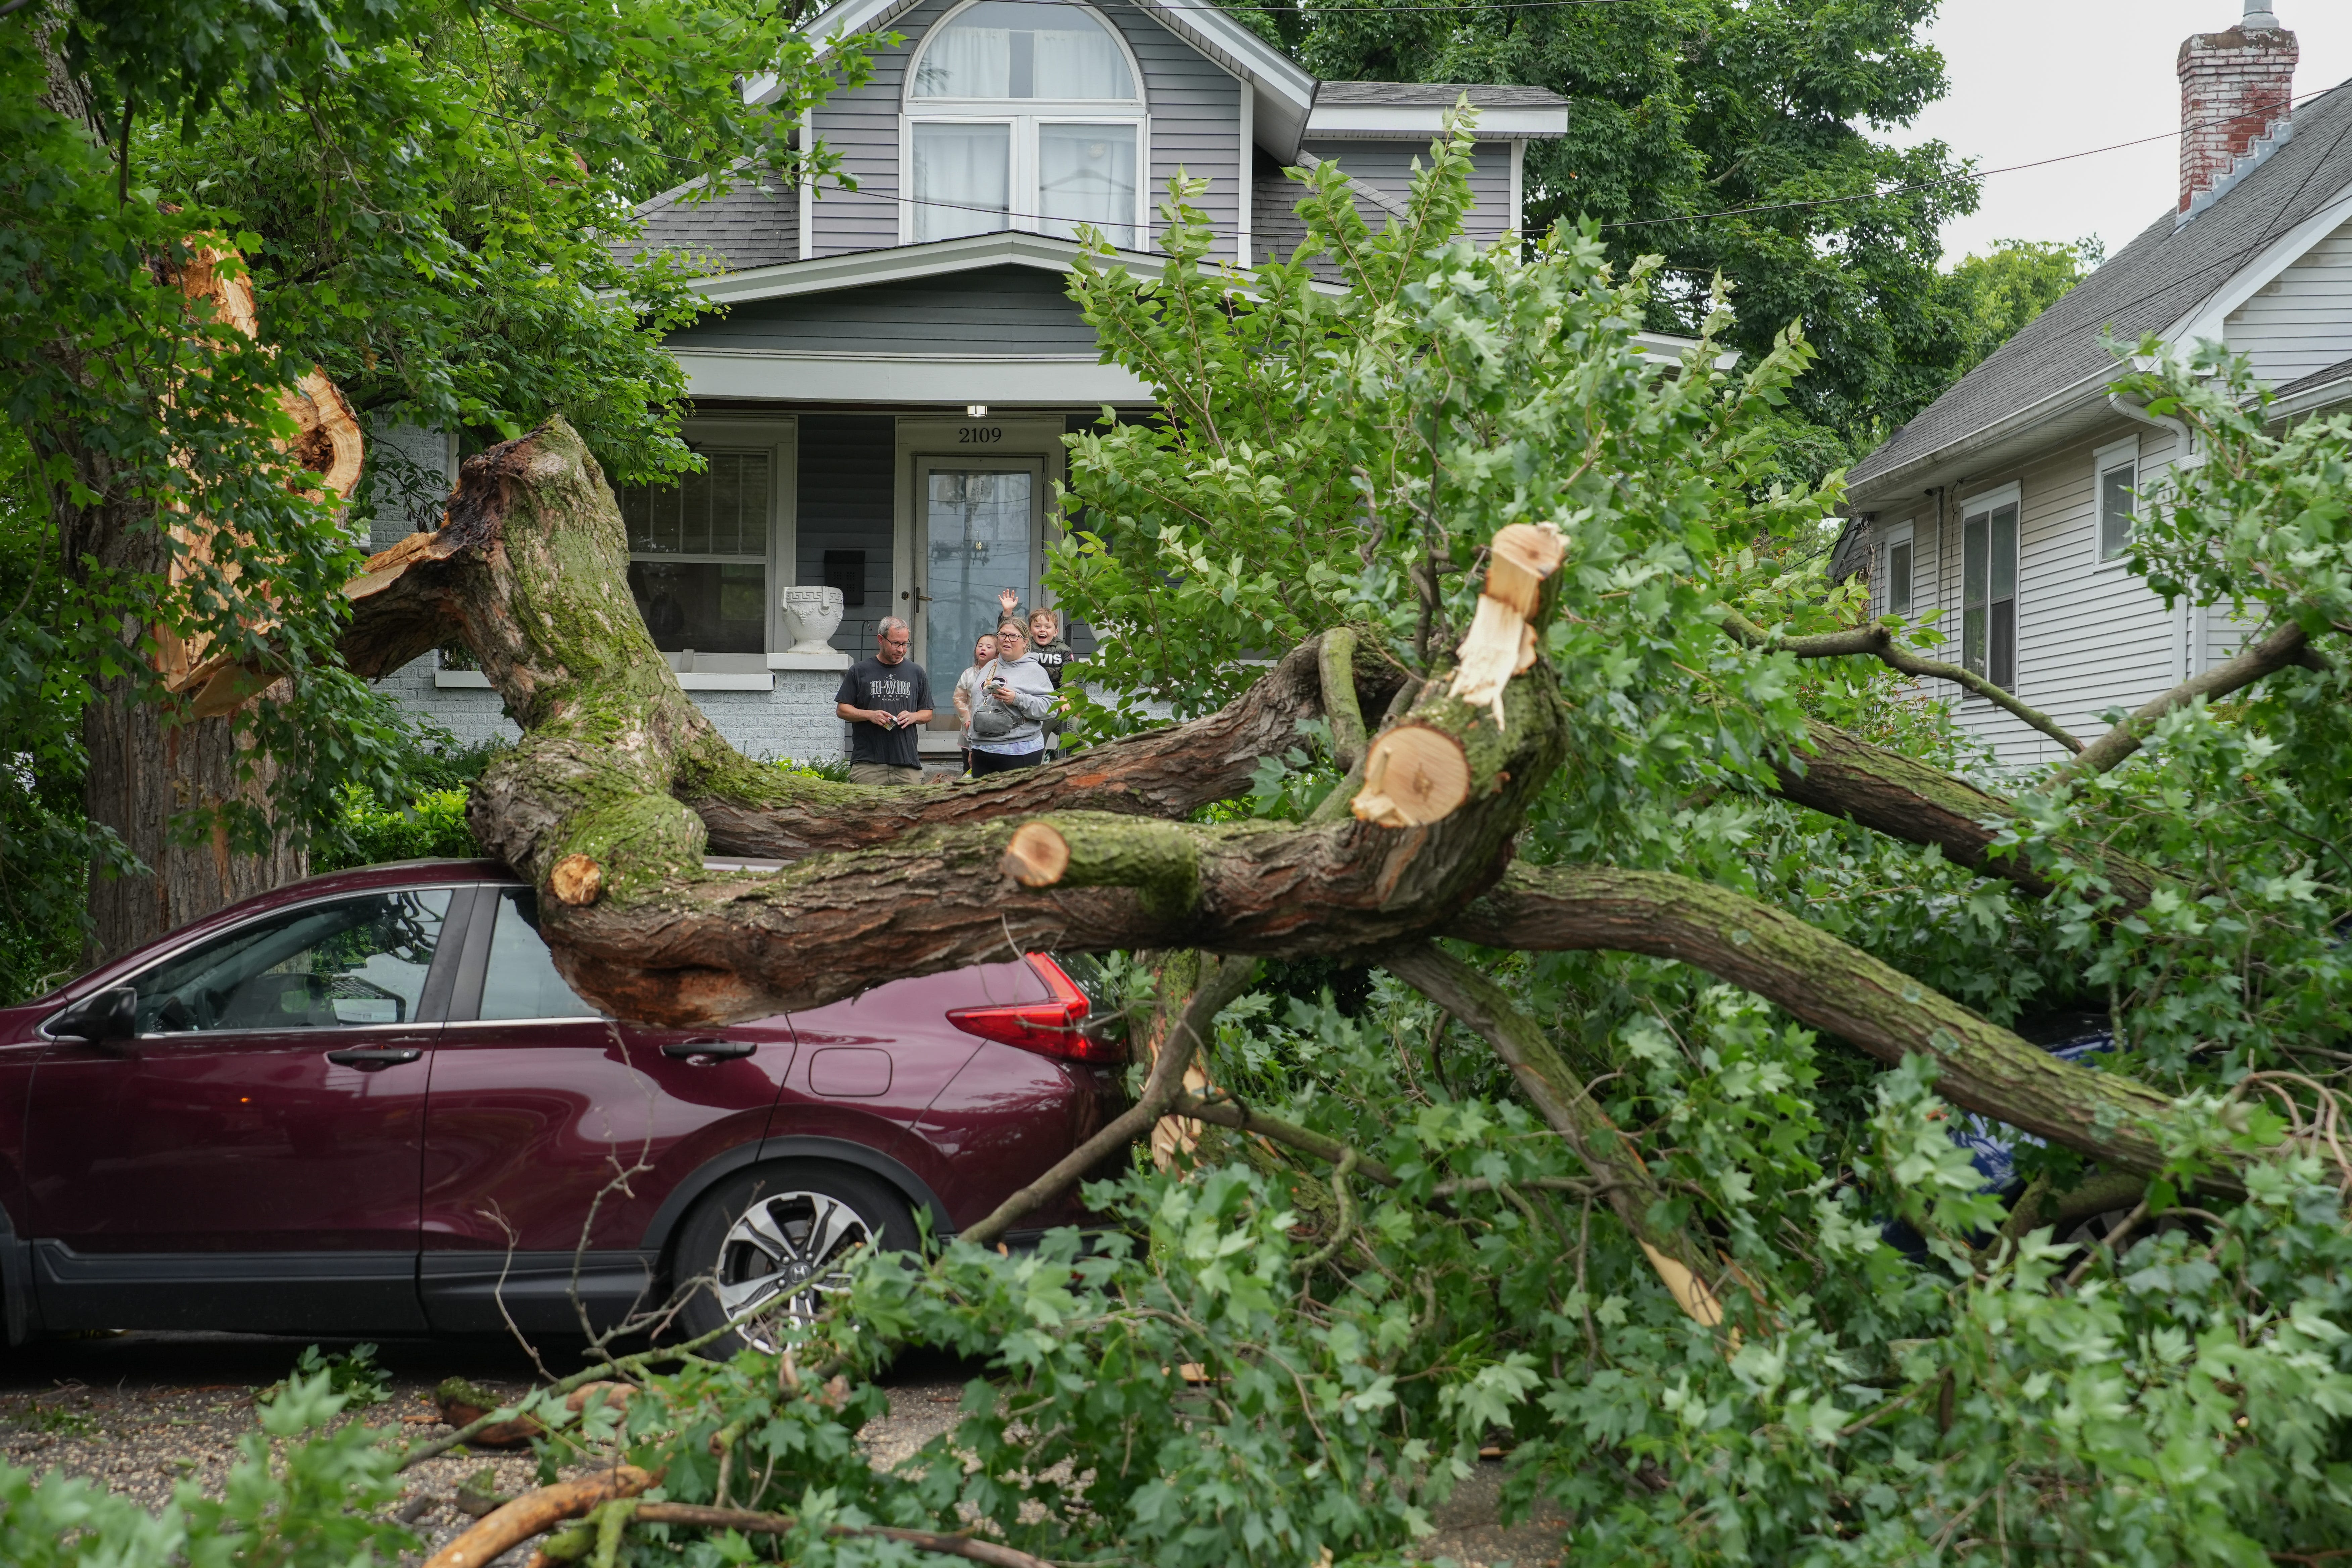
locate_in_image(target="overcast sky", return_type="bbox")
[1888,1,2352,268]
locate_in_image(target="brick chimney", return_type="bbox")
[2178,3,2298,225]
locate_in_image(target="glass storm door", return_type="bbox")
[916,456,1044,739]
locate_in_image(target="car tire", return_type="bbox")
[671,1162,918,1354]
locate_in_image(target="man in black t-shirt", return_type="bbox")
[834,618,934,785]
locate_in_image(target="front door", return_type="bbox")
[914,453,1045,748]
[23,887,455,1331]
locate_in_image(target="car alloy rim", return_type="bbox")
[711,1191,875,1339]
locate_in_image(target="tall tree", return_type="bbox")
[31,128,2352,1568]
[1252,0,1977,458]
[1946,234,2103,375]
[0,0,851,964]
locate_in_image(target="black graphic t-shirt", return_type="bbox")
[836,657,933,768]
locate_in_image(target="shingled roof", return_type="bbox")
[610,169,798,274]
[1313,81,1567,109]
[1849,75,2352,500]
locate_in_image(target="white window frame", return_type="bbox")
[899,0,1151,249]
[1957,480,2021,698]
[614,416,797,688]
[2092,434,2140,568]
[1879,520,1915,620]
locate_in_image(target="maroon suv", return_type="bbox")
[0,859,1125,1344]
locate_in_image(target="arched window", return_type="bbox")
[904,0,1146,249]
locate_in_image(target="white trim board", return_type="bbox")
[436,669,777,692]
[2166,175,2352,352]
[753,0,1316,159]
[1302,104,1567,139]
[674,349,1155,404]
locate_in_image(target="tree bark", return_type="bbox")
[1447,864,2233,1193]
[1770,719,2168,911]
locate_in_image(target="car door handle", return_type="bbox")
[325,1047,424,1070]
[661,1038,756,1061]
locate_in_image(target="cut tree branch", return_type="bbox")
[1385,943,1737,1326]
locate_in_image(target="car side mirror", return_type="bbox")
[52,986,138,1049]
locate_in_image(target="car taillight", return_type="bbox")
[946,954,1123,1063]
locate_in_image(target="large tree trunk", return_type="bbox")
[34,204,364,961]
[81,677,306,966]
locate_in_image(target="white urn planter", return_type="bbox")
[781,586,845,653]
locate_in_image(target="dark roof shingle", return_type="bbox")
[611,168,798,274]
[1314,81,1567,109]
[1850,77,2352,495]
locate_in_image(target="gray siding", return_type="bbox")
[664,267,1096,353]
[1865,419,2200,769]
[2226,214,2352,386]
[365,421,457,552]
[1105,0,1239,259]
[1297,139,1513,243]
[796,415,899,651]
[808,0,950,258]
[808,0,1243,261]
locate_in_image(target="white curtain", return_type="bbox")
[912,123,1012,242]
[912,19,1009,97]
[913,2,1134,100]
[1039,122,1137,247]
[1031,21,1131,98]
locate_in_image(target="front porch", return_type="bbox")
[373,399,1125,765]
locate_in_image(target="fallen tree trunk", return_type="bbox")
[332,420,2257,1206]
[1447,863,2233,1193]
[338,420,1562,1024]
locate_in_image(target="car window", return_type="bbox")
[135,890,453,1034]
[477,888,603,1021]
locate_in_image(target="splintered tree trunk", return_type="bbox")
[54,237,365,963]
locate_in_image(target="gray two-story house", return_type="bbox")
[371,0,1599,764]
[1839,3,2352,769]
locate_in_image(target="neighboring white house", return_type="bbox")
[371,0,1615,764]
[1836,2,2352,768]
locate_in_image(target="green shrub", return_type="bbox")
[314,787,476,873]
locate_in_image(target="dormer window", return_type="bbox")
[904,0,1145,249]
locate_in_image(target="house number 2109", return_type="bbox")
[959,426,1002,444]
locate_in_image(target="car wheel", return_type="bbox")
[672,1163,917,1353]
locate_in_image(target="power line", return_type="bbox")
[1600,131,2185,231]
[1602,83,2345,233]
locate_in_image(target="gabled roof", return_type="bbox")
[748,0,1317,156]
[1848,76,2352,505]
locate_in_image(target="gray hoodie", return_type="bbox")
[969,652,1055,755]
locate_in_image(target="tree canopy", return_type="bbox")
[0,0,856,979]
[1235,0,1979,464]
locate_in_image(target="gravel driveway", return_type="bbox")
[0,1332,1565,1566]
